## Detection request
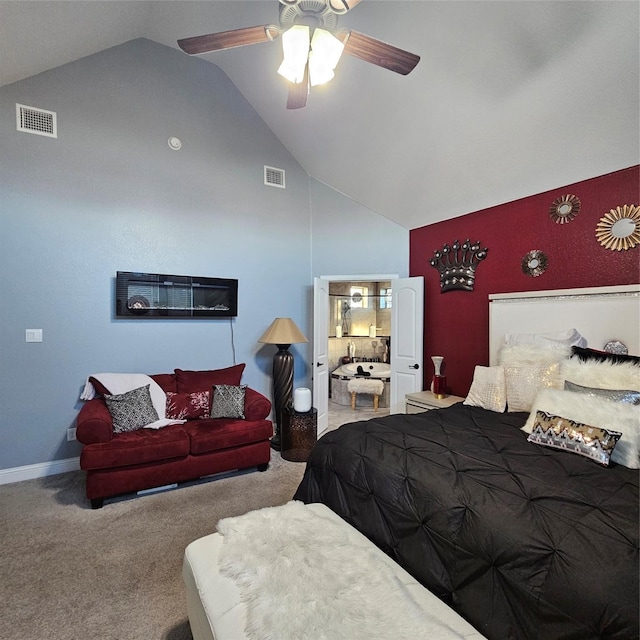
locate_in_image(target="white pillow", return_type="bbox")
[464,366,506,413]
[561,358,640,392]
[504,362,562,412]
[505,328,586,348]
[499,343,571,366]
[523,388,640,469]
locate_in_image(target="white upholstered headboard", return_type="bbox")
[489,285,640,365]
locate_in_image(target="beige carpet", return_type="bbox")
[0,453,307,640]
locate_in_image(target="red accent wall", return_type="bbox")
[409,165,640,396]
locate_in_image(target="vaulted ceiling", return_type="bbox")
[1,1,638,229]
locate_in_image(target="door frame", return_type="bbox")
[314,273,401,436]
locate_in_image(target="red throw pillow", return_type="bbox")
[166,391,211,420]
[150,373,177,393]
[175,364,246,393]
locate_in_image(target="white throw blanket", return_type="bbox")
[217,501,469,640]
[80,373,184,429]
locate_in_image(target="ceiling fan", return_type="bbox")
[177,0,420,109]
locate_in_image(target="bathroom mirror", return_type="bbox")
[549,194,580,224]
[595,205,640,251]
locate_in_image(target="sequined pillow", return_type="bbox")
[527,410,621,466]
[504,362,561,412]
[104,384,159,433]
[564,380,640,405]
[210,385,246,419]
[463,366,506,413]
[522,388,639,468]
[166,391,211,420]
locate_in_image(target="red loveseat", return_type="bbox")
[76,365,273,508]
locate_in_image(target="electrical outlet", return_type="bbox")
[67,427,77,442]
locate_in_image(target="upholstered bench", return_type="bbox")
[347,377,385,411]
[183,502,486,640]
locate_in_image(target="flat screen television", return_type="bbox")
[115,271,238,318]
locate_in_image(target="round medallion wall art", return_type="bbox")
[595,204,640,251]
[549,194,581,224]
[521,250,548,277]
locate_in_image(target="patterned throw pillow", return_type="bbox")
[522,388,639,469]
[104,384,159,433]
[166,391,211,420]
[527,410,621,466]
[210,385,246,419]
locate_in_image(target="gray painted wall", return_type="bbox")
[0,39,408,473]
[309,179,409,279]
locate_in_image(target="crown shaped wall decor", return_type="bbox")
[430,239,488,292]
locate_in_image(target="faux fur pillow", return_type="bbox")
[463,366,506,413]
[560,358,640,392]
[523,388,640,468]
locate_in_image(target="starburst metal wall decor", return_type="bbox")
[521,250,548,277]
[595,204,640,251]
[429,239,488,292]
[549,194,581,224]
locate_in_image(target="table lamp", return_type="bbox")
[258,317,308,450]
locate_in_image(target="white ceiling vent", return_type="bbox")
[16,104,57,138]
[264,165,285,189]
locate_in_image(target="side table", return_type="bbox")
[281,407,317,462]
[405,390,464,414]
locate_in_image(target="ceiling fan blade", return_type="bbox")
[287,65,309,109]
[178,25,281,55]
[338,29,420,75]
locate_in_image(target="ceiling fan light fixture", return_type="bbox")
[277,25,310,83]
[308,28,344,86]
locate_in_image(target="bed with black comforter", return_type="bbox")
[293,404,639,640]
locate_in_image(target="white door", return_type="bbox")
[390,277,424,413]
[313,277,330,436]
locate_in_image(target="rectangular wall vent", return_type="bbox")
[16,104,57,138]
[264,165,285,189]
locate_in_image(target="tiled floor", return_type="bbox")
[326,399,390,433]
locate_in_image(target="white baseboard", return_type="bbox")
[0,457,80,485]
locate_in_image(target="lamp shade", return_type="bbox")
[277,25,310,84]
[258,317,308,345]
[309,28,344,86]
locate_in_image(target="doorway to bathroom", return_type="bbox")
[313,275,424,436]
[327,279,392,432]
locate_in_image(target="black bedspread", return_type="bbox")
[293,404,639,640]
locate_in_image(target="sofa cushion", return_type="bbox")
[186,419,273,456]
[166,391,211,420]
[104,385,159,433]
[80,424,190,470]
[210,385,246,419]
[150,373,177,393]
[175,364,246,393]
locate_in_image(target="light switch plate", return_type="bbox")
[25,329,43,342]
